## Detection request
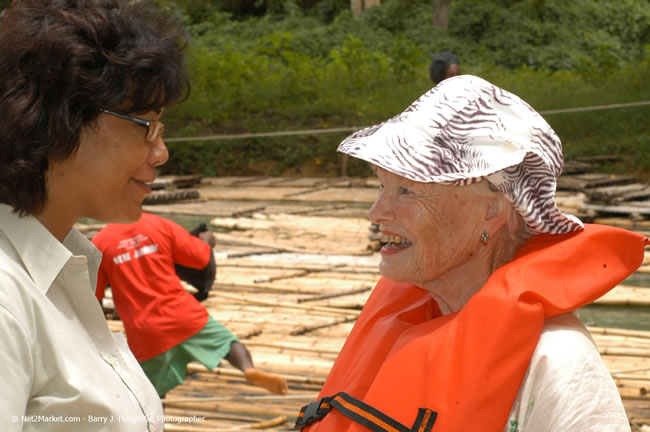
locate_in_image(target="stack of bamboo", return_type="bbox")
[96,174,650,431]
[152,246,650,431]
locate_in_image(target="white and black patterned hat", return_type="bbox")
[338,75,583,234]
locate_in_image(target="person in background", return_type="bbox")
[93,212,289,397]
[429,51,461,83]
[295,75,646,432]
[0,0,189,430]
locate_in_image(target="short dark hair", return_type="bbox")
[429,51,459,83]
[0,0,191,216]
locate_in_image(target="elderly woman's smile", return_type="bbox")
[380,233,412,250]
[369,167,498,292]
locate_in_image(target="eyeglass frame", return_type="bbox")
[99,108,165,143]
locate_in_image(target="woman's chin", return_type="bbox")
[93,205,142,225]
[119,206,143,224]
[378,264,404,283]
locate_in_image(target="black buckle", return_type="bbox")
[294,397,331,429]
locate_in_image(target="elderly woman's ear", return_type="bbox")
[483,193,509,236]
[480,184,532,265]
[470,181,505,239]
[472,180,531,268]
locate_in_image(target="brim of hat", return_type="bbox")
[338,121,584,235]
[337,120,528,185]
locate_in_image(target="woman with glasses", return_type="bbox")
[0,0,189,430]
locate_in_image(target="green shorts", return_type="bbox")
[139,316,239,396]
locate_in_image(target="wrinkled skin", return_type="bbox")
[369,168,508,313]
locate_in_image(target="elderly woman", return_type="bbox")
[296,76,648,432]
[0,0,189,430]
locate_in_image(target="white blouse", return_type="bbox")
[0,204,163,431]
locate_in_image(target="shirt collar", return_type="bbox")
[0,204,101,292]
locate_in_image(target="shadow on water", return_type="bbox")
[578,305,650,331]
[578,273,650,331]
[623,272,650,288]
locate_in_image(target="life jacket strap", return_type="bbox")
[295,392,438,432]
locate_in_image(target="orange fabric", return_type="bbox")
[304,224,648,432]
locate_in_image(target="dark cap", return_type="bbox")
[429,51,459,83]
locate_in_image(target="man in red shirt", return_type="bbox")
[93,212,288,397]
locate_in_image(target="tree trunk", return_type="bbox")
[351,0,381,18]
[365,0,382,9]
[351,0,361,17]
[432,0,451,31]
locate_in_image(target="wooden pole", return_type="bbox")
[291,315,358,336]
[185,364,328,386]
[297,285,372,303]
[163,415,287,432]
[350,0,362,17]
[211,291,361,317]
[432,0,450,30]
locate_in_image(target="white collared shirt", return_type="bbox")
[0,204,163,431]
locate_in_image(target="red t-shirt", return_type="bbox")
[93,212,210,361]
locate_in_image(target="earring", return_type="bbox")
[480,232,489,245]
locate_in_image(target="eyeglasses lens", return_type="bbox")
[146,121,164,143]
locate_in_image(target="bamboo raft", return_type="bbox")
[90,172,650,431]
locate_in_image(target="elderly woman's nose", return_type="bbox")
[148,138,169,167]
[368,195,393,223]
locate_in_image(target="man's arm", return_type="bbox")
[174,223,217,301]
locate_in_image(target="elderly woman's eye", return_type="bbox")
[378,184,384,191]
[399,186,412,195]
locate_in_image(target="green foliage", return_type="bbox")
[451,0,650,70]
[160,0,650,178]
[157,0,349,24]
[469,55,650,178]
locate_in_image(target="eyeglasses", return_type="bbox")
[100,108,165,143]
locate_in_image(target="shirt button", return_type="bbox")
[111,357,120,368]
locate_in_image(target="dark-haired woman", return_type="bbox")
[0,1,190,430]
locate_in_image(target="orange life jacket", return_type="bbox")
[297,224,648,432]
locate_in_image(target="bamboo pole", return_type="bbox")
[612,374,650,381]
[163,401,296,419]
[599,347,650,357]
[253,264,346,283]
[286,204,347,215]
[282,185,331,198]
[291,315,358,336]
[213,282,324,295]
[214,232,321,255]
[297,285,372,303]
[210,292,361,317]
[217,415,287,431]
[164,415,287,432]
[185,364,327,386]
[243,341,340,356]
[164,394,317,404]
[217,262,380,275]
[611,367,650,375]
[163,408,261,423]
[589,327,650,339]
